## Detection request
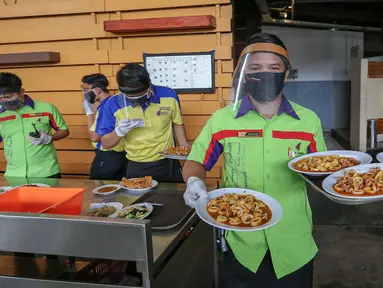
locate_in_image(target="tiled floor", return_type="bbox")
[310,137,383,288]
[325,136,343,150]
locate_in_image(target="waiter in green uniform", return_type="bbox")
[182,33,327,287]
[81,73,126,180]
[0,72,69,178]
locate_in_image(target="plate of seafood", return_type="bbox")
[195,188,283,232]
[322,164,383,199]
[288,150,372,177]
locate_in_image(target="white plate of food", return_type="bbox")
[112,203,153,220]
[158,146,191,160]
[92,184,121,196]
[119,176,158,193]
[84,202,123,218]
[376,152,383,163]
[14,183,51,188]
[288,150,372,177]
[0,186,12,194]
[322,163,383,199]
[195,188,283,232]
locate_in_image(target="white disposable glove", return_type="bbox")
[27,131,52,146]
[83,99,94,116]
[183,176,208,209]
[115,119,144,137]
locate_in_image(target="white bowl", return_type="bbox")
[92,184,121,196]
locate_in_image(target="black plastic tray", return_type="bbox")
[133,191,193,231]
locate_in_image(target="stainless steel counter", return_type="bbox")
[0,178,218,287]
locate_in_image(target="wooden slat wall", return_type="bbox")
[0,0,233,184]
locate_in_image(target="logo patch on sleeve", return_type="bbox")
[288,142,306,159]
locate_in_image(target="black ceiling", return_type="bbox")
[267,0,383,28]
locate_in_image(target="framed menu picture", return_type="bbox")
[143,51,215,94]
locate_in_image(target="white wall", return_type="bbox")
[262,26,364,82]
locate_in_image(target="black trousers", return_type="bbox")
[90,150,127,181]
[126,158,184,183]
[219,249,313,288]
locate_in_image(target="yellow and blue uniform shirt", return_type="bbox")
[96,85,183,162]
[90,96,124,152]
[188,95,327,279]
[0,95,68,178]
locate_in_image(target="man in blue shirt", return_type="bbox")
[96,64,189,182]
[81,74,126,180]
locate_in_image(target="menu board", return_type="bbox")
[143,51,215,93]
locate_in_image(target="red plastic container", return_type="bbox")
[0,187,85,215]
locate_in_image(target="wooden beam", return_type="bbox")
[0,52,60,66]
[368,62,383,78]
[104,15,216,33]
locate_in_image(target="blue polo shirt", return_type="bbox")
[90,96,124,152]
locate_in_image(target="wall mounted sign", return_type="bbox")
[143,51,215,94]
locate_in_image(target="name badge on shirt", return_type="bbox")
[238,131,261,137]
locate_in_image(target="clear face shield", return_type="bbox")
[232,43,291,110]
[0,87,24,111]
[117,84,152,118]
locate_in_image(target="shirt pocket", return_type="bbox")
[31,117,52,134]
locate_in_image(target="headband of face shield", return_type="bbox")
[0,86,24,111]
[232,43,291,109]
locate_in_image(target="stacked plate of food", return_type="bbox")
[288,150,372,177]
[287,150,383,204]
[158,146,191,160]
[322,164,383,204]
[119,176,158,193]
[195,188,283,232]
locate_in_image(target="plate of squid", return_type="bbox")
[322,163,383,199]
[195,188,283,232]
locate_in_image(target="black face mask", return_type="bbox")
[125,94,149,106]
[244,72,286,103]
[84,90,96,104]
[0,98,23,111]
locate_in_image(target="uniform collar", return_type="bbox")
[0,94,34,113]
[148,85,161,104]
[23,95,35,109]
[235,95,300,120]
[97,95,111,109]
